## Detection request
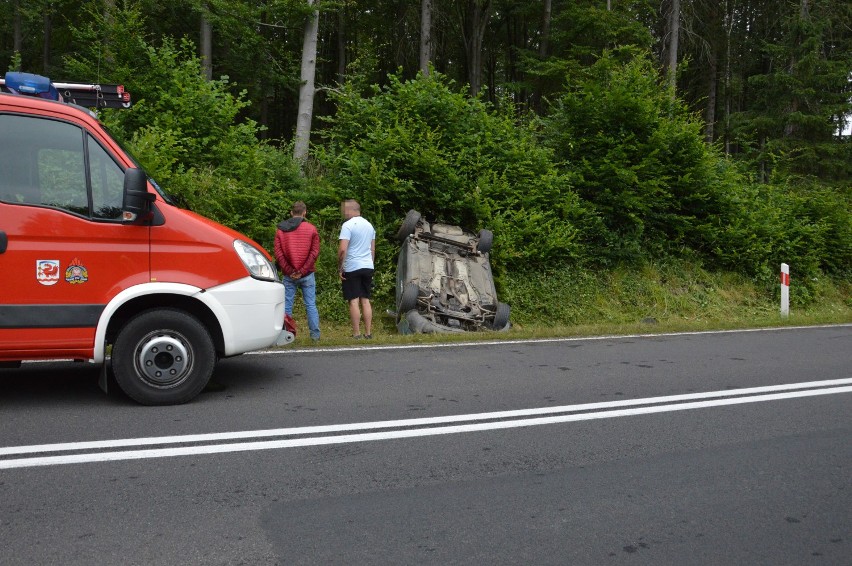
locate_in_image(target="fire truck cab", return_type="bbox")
[0,72,291,405]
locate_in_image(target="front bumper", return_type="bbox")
[207,276,286,355]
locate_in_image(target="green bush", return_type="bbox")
[711,180,852,302]
[65,10,314,253]
[57,4,849,320]
[542,52,724,264]
[317,72,587,273]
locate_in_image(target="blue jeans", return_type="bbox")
[283,272,320,339]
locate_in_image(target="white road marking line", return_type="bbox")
[2,377,850,457]
[254,323,852,355]
[2,381,850,470]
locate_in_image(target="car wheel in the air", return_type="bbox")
[396,210,422,241]
[476,229,493,254]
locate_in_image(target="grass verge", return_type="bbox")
[283,261,852,348]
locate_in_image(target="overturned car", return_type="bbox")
[395,210,510,334]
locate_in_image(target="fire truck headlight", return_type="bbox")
[233,240,278,282]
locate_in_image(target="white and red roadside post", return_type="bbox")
[780,263,790,318]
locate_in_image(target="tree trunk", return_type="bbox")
[13,0,22,63]
[539,0,551,58]
[200,5,213,81]
[294,0,320,164]
[506,11,517,91]
[705,50,717,143]
[704,1,722,144]
[337,8,346,82]
[420,0,432,76]
[460,0,493,97]
[723,0,733,155]
[42,8,51,74]
[103,0,116,67]
[666,0,681,91]
[531,0,552,112]
[784,0,809,138]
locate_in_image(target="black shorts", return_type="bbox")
[342,268,374,301]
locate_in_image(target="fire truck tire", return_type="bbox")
[112,309,216,405]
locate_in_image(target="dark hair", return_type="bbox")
[291,201,307,215]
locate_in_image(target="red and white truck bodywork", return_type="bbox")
[0,74,289,404]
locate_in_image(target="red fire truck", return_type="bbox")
[0,72,293,405]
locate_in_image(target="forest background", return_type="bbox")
[3,0,850,337]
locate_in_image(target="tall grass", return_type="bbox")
[285,259,851,346]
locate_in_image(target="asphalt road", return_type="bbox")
[1,325,850,565]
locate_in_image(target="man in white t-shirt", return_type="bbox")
[338,199,376,338]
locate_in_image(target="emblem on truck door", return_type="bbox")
[36,260,60,286]
[64,258,89,284]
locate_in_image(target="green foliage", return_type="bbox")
[7,51,21,72]
[317,71,586,272]
[26,0,847,323]
[711,180,852,300]
[62,4,310,251]
[543,52,725,264]
[106,37,258,173]
[500,258,852,329]
[115,38,306,248]
[62,2,151,88]
[727,0,852,183]
[500,260,783,327]
[548,1,655,66]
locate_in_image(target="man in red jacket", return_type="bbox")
[274,201,321,341]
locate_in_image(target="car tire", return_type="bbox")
[476,229,493,254]
[492,302,510,330]
[112,308,216,405]
[399,282,420,314]
[396,210,421,241]
[406,310,434,333]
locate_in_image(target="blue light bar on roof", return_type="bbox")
[3,72,60,101]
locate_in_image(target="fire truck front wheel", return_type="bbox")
[112,309,216,405]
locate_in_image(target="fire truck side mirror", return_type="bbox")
[122,167,155,222]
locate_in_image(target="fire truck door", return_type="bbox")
[0,114,150,358]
